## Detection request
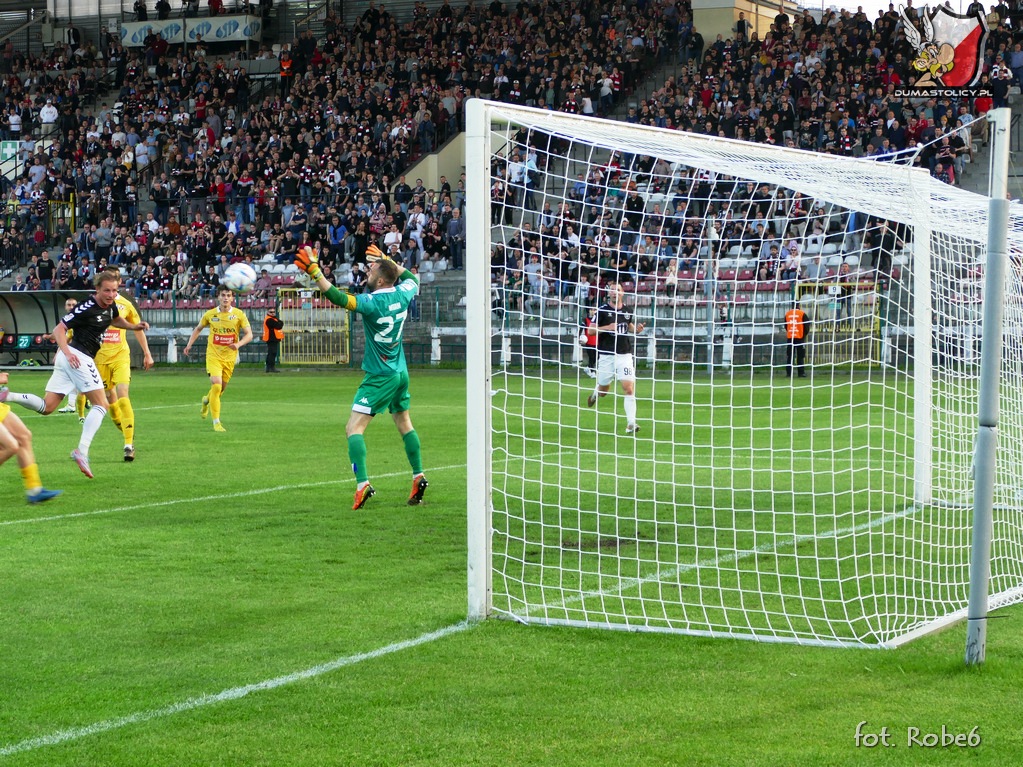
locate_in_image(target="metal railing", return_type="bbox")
[0,7,48,55]
[291,0,328,40]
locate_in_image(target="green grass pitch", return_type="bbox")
[1,367,1021,765]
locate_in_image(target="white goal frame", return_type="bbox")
[464,99,1023,650]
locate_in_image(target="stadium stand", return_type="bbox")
[0,0,1019,347]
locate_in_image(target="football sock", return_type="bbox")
[402,430,423,475]
[120,399,135,446]
[209,383,222,421]
[8,392,46,414]
[348,434,368,483]
[78,405,107,453]
[109,398,124,433]
[21,463,41,494]
[624,395,637,424]
[76,393,88,419]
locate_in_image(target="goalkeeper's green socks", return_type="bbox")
[348,434,369,483]
[402,430,423,476]
[209,383,222,422]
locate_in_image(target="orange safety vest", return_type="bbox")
[279,57,293,77]
[263,314,284,342]
[785,308,806,340]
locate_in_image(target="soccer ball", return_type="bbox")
[222,262,258,294]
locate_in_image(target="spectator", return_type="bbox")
[251,268,274,299]
[445,207,465,271]
[37,252,55,290]
[779,243,802,281]
[171,263,189,298]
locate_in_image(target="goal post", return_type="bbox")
[465,99,1023,648]
[466,97,493,620]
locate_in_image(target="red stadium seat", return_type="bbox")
[719,269,738,281]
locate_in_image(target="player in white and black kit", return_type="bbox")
[585,280,645,433]
[1,271,149,478]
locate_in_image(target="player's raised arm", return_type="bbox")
[111,315,149,332]
[368,245,418,287]
[294,245,358,310]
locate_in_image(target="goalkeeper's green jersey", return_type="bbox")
[352,273,419,376]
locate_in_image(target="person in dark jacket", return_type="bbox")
[262,307,284,373]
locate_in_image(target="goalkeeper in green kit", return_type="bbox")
[295,243,428,510]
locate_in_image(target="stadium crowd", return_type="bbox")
[0,0,673,295]
[488,0,1023,308]
[0,0,1020,304]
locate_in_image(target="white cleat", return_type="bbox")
[626,422,641,435]
[70,449,94,479]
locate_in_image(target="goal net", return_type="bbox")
[464,100,1023,648]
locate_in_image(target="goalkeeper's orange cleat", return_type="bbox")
[407,474,429,506]
[352,483,375,510]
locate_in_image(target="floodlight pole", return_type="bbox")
[965,107,1011,666]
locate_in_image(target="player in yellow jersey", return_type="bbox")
[182,283,253,432]
[94,280,154,462]
[0,373,62,504]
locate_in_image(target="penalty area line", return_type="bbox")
[0,620,473,758]
[2,463,468,527]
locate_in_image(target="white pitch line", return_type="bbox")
[0,620,474,758]
[1,463,468,527]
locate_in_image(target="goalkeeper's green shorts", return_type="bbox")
[351,371,411,415]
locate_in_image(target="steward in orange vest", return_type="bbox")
[263,307,284,373]
[784,305,808,378]
[279,51,294,98]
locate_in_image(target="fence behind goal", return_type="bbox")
[465,100,1023,648]
[278,288,351,365]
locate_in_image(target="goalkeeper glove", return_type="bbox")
[294,246,323,281]
[365,243,392,264]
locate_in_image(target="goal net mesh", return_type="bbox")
[472,102,1023,647]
